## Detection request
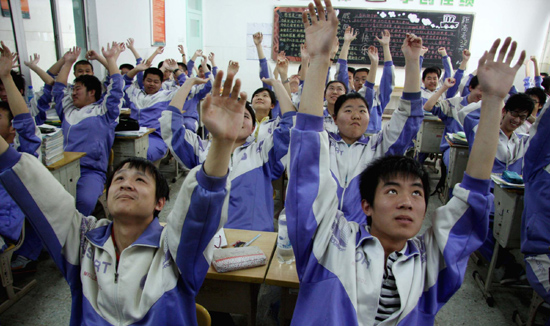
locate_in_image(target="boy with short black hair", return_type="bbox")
[285,1,524,324]
[0,68,246,325]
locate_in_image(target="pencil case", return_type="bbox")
[502,170,523,184]
[212,246,267,273]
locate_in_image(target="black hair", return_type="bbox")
[348,67,356,74]
[245,101,256,127]
[469,75,479,89]
[359,156,430,225]
[541,72,548,78]
[354,68,370,77]
[324,80,348,96]
[422,67,441,80]
[73,74,102,102]
[143,68,164,82]
[0,101,13,127]
[119,63,134,71]
[198,63,212,71]
[106,157,170,218]
[177,62,188,72]
[0,70,25,94]
[252,87,277,107]
[333,92,369,117]
[298,64,302,74]
[157,61,164,69]
[542,76,550,95]
[74,60,93,72]
[525,87,546,108]
[504,93,535,116]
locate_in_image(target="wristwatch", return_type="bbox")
[282,78,290,84]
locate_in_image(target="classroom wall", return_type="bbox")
[200,0,550,95]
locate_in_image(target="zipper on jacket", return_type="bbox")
[114,272,118,284]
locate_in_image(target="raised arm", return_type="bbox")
[86,50,108,70]
[47,57,65,76]
[253,32,266,60]
[168,77,207,111]
[126,61,151,80]
[202,70,247,177]
[424,78,455,111]
[299,43,309,81]
[447,49,470,97]
[102,41,121,76]
[0,42,28,116]
[275,52,292,97]
[24,53,54,85]
[366,46,379,85]
[145,46,164,66]
[178,45,187,64]
[402,34,422,93]
[262,77,296,115]
[466,37,525,179]
[438,47,453,81]
[298,0,338,116]
[339,26,357,62]
[57,47,81,86]
[126,38,141,61]
[377,29,392,63]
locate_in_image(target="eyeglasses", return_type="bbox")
[508,111,528,121]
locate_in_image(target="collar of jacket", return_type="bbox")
[355,224,421,259]
[86,218,164,249]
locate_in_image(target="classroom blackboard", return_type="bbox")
[272,7,475,69]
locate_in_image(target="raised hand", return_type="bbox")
[24,53,40,68]
[477,37,525,99]
[192,49,203,61]
[367,45,379,64]
[438,47,447,57]
[202,70,247,142]
[530,55,538,63]
[443,77,456,89]
[136,61,151,71]
[11,53,18,69]
[63,46,81,63]
[227,60,239,75]
[118,42,126,53]
[462,49,471,61]
[101,42,119,59]
[420,46,429,56]
[163,58,178,72]
[253,32,263,46]
[155,46,165,55]
[261,77,281,88]
[86,50,100,61]
[0,42,15,78]
[401,33,422,60]
[276,53,289,76]
[208,52,216,65]
[344,26,358,43]
[126,38,135,50]
[375,29,391,46]
[302,0,339,60]
[178,45,185,56]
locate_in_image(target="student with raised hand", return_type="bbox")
[0,65,245,326]
[53,43,123,216]
[318,36,423,223]
[286,0,525,319]
[523,56,543,91]
[420,46,453,103]
[186,49,203,78]
[160,71,295,232]
[336,26,358,93]
[424,75,482,168]
[0,42,43,272]
[124,58,187,164]
[521,102,550,313]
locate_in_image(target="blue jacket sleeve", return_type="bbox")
[52,82,68,121]
[102,74,124,123]
[524,105,550,180]
[442,55,452,80]
[267,111,296,179]
[193,72,213,100]
[336,59,350,92]
[460,74,474,97]
[12,113,41,158]
[447,68,464,98]
[259,58,272,90]
[461,106,481,153]
[187,59,195,77]
[534,76,543,89]
[166,165,228,293]
[286,113,340,279]
[212,66,218,78]
[379,61,395,110]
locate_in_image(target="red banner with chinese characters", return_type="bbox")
[151,0,166,46]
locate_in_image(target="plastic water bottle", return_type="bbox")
[276,211,295,264]
[26,85,34,104]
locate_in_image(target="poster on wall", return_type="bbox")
[151,0,166,46]
[1,0,30,19]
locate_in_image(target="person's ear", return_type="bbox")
[361,199,373,217]
[155,197,166,213]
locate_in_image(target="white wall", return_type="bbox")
[201,0,550,95]
[92,0,187,78]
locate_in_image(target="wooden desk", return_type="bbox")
[46,152,86,199]
[196,229,277,326]
[112,128,155,167]
[265,257,299,325]
[443,137,469,203]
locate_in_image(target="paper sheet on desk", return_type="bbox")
[115,127,150,137]
[210,228,227,249]
[491,174,524,189]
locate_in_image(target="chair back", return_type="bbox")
[195,303,211,326]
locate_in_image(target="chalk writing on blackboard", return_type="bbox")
[273,7,474,68]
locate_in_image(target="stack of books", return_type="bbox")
[39,124,64,166]
[447,132,468,146]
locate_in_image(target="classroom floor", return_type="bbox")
[0,160,548,325]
